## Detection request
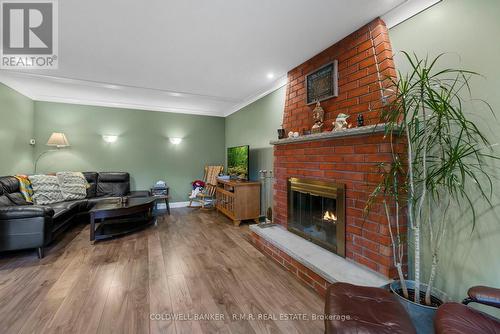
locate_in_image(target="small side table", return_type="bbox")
[150,188,170,215]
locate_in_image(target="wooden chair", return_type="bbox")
[188,165,223,209]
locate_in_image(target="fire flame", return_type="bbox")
[323,211,337,222]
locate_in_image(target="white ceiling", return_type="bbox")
[0,0,422,117]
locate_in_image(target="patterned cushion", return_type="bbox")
[29,175,64,205]
[14,175,34,203]
[56,172,88,201]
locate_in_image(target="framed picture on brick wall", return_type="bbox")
[305,61,338,105]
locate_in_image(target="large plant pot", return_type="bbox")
[390,280,448,334]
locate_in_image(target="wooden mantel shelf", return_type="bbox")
[270,124,388,146]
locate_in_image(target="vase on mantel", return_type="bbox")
[277,128,286,139]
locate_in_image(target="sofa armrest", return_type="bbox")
[0,205,54,253]
[0,205,55,220]
[464,286,500,308]
[129,190,151,198]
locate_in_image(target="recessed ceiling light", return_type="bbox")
[267,73,275,79]
[103,84,120,89]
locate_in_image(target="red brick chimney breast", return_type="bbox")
[273,18,405,278]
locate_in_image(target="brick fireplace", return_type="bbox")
[273,131,404,279]
[250,17,406,289]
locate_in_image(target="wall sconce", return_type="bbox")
[169,137,182,145]
[102,135,118,143]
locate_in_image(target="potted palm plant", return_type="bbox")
[366,52,496,332]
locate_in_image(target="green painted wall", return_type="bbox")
[225,86,286,181]
[2,0,498,309]
[389,0,500,311]
[34,102,225,202]
[0,83,34,175]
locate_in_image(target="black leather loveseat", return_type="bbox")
[0,172,149,258]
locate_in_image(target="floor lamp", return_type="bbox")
[34,132,70,173]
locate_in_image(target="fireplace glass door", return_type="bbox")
[288,178,345,256]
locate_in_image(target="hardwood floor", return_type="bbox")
[0,208,324,334]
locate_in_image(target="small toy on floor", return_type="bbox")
[189,180,206,199]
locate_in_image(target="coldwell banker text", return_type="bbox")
[1,0,58,69]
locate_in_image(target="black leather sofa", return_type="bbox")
[0,172,149,258]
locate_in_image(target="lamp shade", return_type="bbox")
[46,132,70,147]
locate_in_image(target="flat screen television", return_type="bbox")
[227,145,249,180]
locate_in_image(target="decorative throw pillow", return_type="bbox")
[56,172,88,201]
[29,175,64,205]
[14,175,34,203]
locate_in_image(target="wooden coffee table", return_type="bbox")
[89,197,156,243]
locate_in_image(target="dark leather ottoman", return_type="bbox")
[325,282,416,334]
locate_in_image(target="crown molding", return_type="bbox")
[0,71,238,116]
[2,70,288,118]
[382,0,442,29]
[223,75,288,117]
[0,78,37,100]
[29,94,224,117]
[0,71,238,102]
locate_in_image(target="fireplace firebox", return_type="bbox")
[288,178,345,257]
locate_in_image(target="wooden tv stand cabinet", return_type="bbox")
[216,179,260,226]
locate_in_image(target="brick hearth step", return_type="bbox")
[250,224,390,297]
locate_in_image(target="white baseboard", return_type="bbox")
[169,201,191,208]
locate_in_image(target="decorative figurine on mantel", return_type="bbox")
[333,113,350,131]
[357,114,364,127]
[311,101,325,134]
